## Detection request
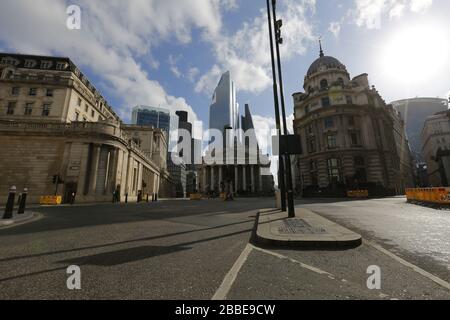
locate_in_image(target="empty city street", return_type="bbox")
[0,198,449,300]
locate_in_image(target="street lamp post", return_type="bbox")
[271,0,296,218]
[266,0,287,212]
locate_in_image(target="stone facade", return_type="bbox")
[292,48,414,197]
[0,53,168,203]
[422,110,450,187]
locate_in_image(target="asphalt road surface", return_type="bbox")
[0,198,449,300]
[299,197,450,282]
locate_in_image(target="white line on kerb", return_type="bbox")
[364,240,450,291]
[212,244,254,300]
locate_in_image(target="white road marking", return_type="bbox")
[252,245,336,279]
[212,243,254,300]
[364,239,450,291]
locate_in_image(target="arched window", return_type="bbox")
[337,77,344,86]
[320,79,328,89]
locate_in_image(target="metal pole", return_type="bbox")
[18,188,28,214]
[266,0,287,212]
[272,0,296,218]
[3,186,16,219]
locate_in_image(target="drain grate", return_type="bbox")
[277,218,328,235]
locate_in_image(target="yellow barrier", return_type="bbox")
[406,188,450,205]
[190,193,203,201]
[40,195,62,205]
[347,190,369,198]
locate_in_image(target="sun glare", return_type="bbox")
[381,23,449,83]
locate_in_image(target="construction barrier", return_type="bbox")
[347,190,369,198]
[40,195,62,205]
[406,188,450,205]
[189,193,203,201]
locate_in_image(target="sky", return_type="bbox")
[1,0,449,155]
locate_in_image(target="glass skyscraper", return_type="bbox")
[209,71,240,133]
[131,105,170,135]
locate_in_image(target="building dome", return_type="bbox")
[306,42,347,77]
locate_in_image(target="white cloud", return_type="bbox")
[0,0,235,135]
[168,54,182,78]
[352,0,433,29]
[329,22,342,38]
[196,0,316,95]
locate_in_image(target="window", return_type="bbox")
[304,105,310,115]
[320,79,328,89]
[337,77,344,86]
[29,88,37,96]
[354,156,365,166]
[310,161,318,186]
[350,132,360,146]
[327,134,337,148]
[354,156,367,183]
[24,103,33,115]
[85,104,89,112]
[42,104,51,116]
[40,61,52,69]
[75,112,80,121]
[346,95,353,104]
[307,124,314,135]
[77,97,82,106]
[324,117,334,128]
[46,89,54,97]
[348,116,355,126]
[307,138,316,153]
[56,62,67,70]
[327,158,342,184]
[24,60,35,68]
[6,102,16,115]
[11,87,20,95]
[321,97,331,107]
[91,110,95,118]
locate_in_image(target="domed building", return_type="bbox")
[292,45,414,197]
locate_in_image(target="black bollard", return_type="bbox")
[125,193,128,203]
[18,188,28,214]
[3,186,17,219]
[146,194,149,203]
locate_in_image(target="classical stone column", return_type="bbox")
[202,166,207,193]
[106,148,119,194]
[259,166,263,194]
[243,166,247,191]
[251,165,255,194]
[211,166,215,191]
[219,166,223,192]
[88,144,101,194]
[235,166,238,193]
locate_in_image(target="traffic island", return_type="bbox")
[255,208,362,249]
[0,212,41,229]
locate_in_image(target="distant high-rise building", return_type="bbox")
[209,71,239,133]
[132,105,170,136]
[392,98,449,162]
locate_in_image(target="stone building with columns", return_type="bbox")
[292,46,414,197]
[0,52,169,203]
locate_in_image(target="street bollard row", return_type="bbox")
[3,186,28,220]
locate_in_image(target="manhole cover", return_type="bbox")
[278,219,328,235]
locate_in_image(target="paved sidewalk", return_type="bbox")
[255,208,362,248]
[0,212,41,228]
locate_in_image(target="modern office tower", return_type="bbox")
[422,110,450,187]
[209,71,239,133]
[392,98,449,162]
[132,105,171,136]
